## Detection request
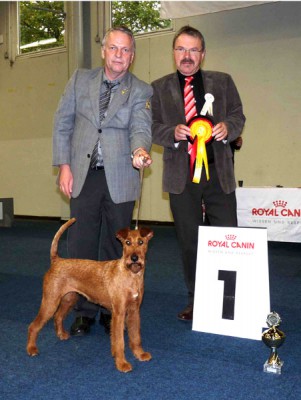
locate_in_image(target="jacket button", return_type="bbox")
[98,129,102,133]
[87,154,91,158]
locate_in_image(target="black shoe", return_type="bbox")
[177,304,193,321]
[100,312,111,335]
[70,316,95,336]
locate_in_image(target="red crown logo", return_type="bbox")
[225,234,236,241]
[273,200,287,208]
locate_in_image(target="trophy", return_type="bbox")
[262,311,286,374]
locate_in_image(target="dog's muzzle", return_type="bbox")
[127,253,143,273]
[127,262,143,274]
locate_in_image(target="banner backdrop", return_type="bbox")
[160,1,274,19]
[236,187,301,242]
[193,226,270,340]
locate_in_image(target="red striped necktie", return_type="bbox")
[184,76,197,123]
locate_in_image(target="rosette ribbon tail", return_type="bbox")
[192,136,209,183]
[188,138,197,181]
[188,117,213,184]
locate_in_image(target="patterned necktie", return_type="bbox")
[184,76,198,179]
[184,76,197,123]
[90,81,119,168]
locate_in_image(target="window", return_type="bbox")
[111,1,172,35]
[18,1,65,55]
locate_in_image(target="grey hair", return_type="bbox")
[102,26,136,52]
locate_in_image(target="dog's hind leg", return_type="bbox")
[54,292,78,340]
[127,302,152,362]
[27,292,62,356]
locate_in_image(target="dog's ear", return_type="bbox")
[140,227,154,240]
[116,228,130,242]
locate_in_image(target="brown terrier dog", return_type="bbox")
[26,218,153,373]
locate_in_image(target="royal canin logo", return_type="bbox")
[225,234,236,240]
[273,200,287,208]
[208,234,255,249]
[252,200,301,217]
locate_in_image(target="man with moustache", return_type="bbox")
[151,26,245,321]
[53,26,152,336]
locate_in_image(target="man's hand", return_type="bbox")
[174,124,191,142]
[212,122,228,141]
[132,148,152,169]
[59,164,73,199]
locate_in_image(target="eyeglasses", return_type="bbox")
[106,45,133,55]
[174,47,202,54]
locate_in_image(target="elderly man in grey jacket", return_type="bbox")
[53,26,152,336]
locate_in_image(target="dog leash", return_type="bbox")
[135,167,144,230]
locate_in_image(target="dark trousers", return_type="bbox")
[169,163,237,304]
[68,168,135,318]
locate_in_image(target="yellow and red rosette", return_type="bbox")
[187,116,213,183]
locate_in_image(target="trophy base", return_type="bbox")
[263,360,283,374]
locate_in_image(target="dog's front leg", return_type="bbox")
[111,306,132,373]
[127,302,152,362]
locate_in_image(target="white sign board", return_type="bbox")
[236,187,301,242]
[193,226,270,340]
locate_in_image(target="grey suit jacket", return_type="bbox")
[53,68,153,202]
[151,70,246,195]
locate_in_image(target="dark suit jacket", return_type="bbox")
[151,70,246,195]
[53,68,153,202]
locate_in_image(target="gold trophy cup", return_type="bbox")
[262,311,286,374]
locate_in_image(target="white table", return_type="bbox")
[236,187,301,242]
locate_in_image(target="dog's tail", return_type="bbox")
[50,218,76,260]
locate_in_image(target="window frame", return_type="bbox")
[109,1,174,38]
[17,1,67,57]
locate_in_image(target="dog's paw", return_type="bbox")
[136,351,152,362]
[116,360,133,373]
[27,345,39,357]
[57,331,70,341]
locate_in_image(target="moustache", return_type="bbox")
[181,58,194,64]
